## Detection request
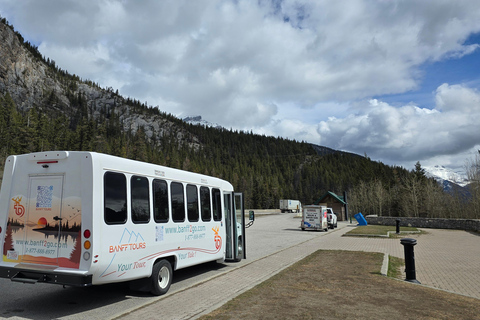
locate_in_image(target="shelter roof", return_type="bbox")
[314,191,346,205]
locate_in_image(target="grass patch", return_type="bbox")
[388,255,404,278]
[345,225,419,237]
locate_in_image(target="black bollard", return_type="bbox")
[396,219,400,234]
[400,238,420,284]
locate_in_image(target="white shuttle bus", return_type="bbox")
[0,151,248,295]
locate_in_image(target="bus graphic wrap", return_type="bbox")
[100,225,222,280]
[3,188,82,269]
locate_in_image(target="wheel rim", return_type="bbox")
[158,266,170,289]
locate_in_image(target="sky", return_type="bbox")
[1,0,480,177]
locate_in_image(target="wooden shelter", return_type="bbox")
[314,191,347,221]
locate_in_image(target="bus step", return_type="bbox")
[11,272,42,284]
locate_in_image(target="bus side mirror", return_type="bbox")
[246,211,254,228]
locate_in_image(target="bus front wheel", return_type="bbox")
[151,259,173,296]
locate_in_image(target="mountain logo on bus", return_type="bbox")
[12,197,25,218]
[212,226,222,250]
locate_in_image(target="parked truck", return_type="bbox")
[279,199,302,213]
[301,205,328,231]
[326,207,338,229]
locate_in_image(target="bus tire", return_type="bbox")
[150,259,172,296]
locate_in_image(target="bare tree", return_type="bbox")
[372,179,389,216]
[465,150,480,219]
[423,178,446,218]
[402,174,421,217]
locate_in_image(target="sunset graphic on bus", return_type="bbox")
[3,195,82,269]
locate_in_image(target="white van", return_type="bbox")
[0,151,249,295]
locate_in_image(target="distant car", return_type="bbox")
[326,208,337,229]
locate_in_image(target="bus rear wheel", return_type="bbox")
[151,259,173,296]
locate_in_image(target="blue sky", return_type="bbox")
[378,32,480,109]
[1,0,480,177]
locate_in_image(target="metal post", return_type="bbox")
[396,219,400,234]
[344,191,349,222]
[400,238,420,284]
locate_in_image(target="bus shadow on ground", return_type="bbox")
[0,281,131,320]
[0,261,230,320]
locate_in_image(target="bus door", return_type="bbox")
[234,193,246,260]
[224,192,246,262]
[22,175,65,266]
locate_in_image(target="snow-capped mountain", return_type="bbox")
[424,165,469,187]
[183,116,223,129]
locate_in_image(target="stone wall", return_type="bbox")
[365,216,480,233]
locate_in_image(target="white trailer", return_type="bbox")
[300,205,328,231]
[279,199,302,213]
[0,151,250,295]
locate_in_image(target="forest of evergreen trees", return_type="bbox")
[1,89,479,220]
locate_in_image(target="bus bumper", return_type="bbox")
[0,266,93,286]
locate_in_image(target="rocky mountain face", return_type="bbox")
[424,165,471,199]
[0,20,199,150]
[0,21,53,111]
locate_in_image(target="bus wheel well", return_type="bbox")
[154,256,176,271]
[128,256,176,294]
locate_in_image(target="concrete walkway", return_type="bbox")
[116,222,480,320]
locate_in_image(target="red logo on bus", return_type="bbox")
[12,197,25,218]
[212,226,222,250]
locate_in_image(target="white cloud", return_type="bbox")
[5,1,479,115]
[315,84,480,170]
[435,83,480,112]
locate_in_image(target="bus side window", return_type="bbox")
[212,188,222,221]
[104,171,127,224]
[153,179,169,223]
[186,184,199,222]
[200,186,211,222]
[131,175,150,224]
[171,182,185,222]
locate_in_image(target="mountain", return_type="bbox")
[424,165,471,200]
[0,18,196,149]
[424,165,469,187]
[183,116,223,129]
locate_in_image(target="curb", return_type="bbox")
[343,231,421,238]
[381,253,389,276]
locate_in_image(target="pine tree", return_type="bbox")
[414,161,426,180]
[3,220,14,256]
[69,230,82,267]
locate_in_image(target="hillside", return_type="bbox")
[2,17,470,218]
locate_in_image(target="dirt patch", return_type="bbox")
[200,251,480,320]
